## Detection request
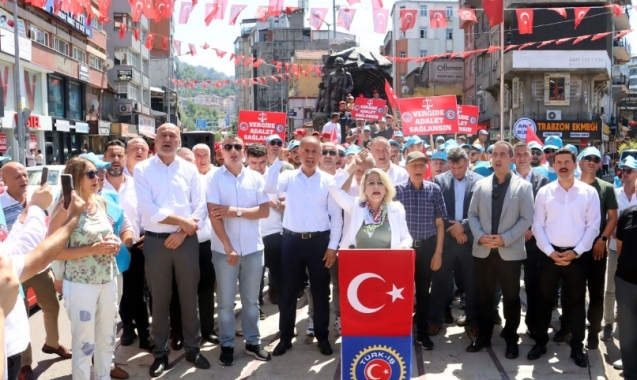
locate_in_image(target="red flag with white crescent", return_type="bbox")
[173,39,182,55]
[118,23,126,39]
[145,33,154,49]
[429,10,447,29]
[309,8,328,30]
[483,0,503,27]
[268,0,283,17]
[458,8,477,23]
[130,0,144,22]
[337,8,356,31]
[143,0,156,20]
[399,9,417,33]
[228,4,246,25]
[188,43,197,56]
[607,4,622,17]
[574,7,590,29]
[384,79,399,111]
[516,9,533,34]
[373,8,389,34]
[178,1,193,24]
[132,27,140,41]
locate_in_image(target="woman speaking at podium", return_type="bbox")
[328,150,412,249]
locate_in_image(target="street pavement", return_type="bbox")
[27,279,624,380]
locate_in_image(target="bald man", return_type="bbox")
[135,124,210,376]
[0,163,71,380]
[125,137,150,177]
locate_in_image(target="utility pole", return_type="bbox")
[332,0,336,39]
[12,0,26,165]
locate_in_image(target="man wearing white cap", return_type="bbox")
[542,136,563,182]
[474,130,489,160]
[435,136,445,150]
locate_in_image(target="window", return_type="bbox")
[28,25,49,47]
[114,48,128,65]
[48,76,65,118]
[54,37,70,56]
[548,77,565,101]
[67,81,82,120]
[400,75,406,84]
[420,50,427,57]
[113,13,132,31]
[419,5,427,17]
[91,17,103,31]
[72,47,86,63]
[420,27,427,38]
[141,29,148,46]
[89,55,103,70]
[142,59,149,75]
[129,53,138,69]
[446,7,453,19]
[399,51,406,58]
[446,29,453,40]
[477,56,483,74]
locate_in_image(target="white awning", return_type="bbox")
[150,86,165,93]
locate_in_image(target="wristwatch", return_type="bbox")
[601,236,608,242]
[236,208,243,217]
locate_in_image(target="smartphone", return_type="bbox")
[61,174,74,209]
[40,167,49,186]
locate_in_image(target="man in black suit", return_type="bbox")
[512,142,549,340]
[430,147,484,334]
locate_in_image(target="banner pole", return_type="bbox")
[499,13,505,141]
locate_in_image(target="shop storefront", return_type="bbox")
[138,114,157,139]
[1,112,52,160]
[111,123,139,140]
[513,118,602,151]
[87,121,112,153]
[45,119,86,164]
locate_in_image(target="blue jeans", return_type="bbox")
[212,250,264,348]
[616,275,637,380]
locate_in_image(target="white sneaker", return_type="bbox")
[306,319,315,337]
[334,317,341,335]
[613,359,623,370]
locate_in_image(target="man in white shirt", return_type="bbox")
[369,137,409,185]
[206,135,271,366]
[134,124,209,376]
[0,163,71,380]
[25,151,35,168]
[530,147,601,367]
[265,136,343,357]
[3,185,85,380]
[102,140,152,355]
[319,142,338,175]
[321,112,341,143]
[123,137,149,177]
[1,254,20,380]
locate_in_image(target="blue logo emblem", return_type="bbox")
[350,345,407,380]
[445,110,457,120]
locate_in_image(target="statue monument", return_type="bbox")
[324,57,353,113]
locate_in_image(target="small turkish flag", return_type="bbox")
[399,9,417,33]
[178,1,193,24]
[483,0,503,27]
[309,8,328,30]
[228,4,247,25]
[213,48,226,58]
[551,8,567,18]
[371,0,382,10]
[173,39,182,55]
[132,27,140,41]
[337,8,356,31]
[385,79,399,111]
[372,8,389,34]
[574,7,590,29]
[254,5,269,22]
[131,0,144,22]
[429,10,447,28]
[162,36,168,50]
[458,8,477,23]
[516,9,533,34]
[188,43,197,56]
[118,23,126,39]
[339,249,415,336]
[145,33,154,49]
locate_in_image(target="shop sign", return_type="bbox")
[42,0,93,37]
[534,119,601,140]
[117,70,133,81]
[55,119,70,132]
[98,121,111,136]
[75,122,89,133]
[78,64,90,82]
[138,114,155,130]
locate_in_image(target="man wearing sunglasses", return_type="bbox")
[542,136,563,182]
[265,135,293,170]
[549,147,617,351]
[319,142,338,175]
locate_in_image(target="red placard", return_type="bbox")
[339,249,415,336]
[0,133,7,153]
[237,110,287,144]
[29,134,37,150]
[350,97,387,121]
[399,95,458,135]
[458,105,479,135]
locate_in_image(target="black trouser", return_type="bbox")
[524,238,543,336]
[535,250,587,351]
[7,353,21,380]
[414,236,437,340]
[474,251,522,345]
[430,235,477,328]
[559,248,607,336]
[279,231,330,343]
[120,245,150,336]
[263,233,283,297]
[170,240,216,337]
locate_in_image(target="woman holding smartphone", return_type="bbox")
[48,157,121,380]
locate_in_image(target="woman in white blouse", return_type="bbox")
[328,149,412,249]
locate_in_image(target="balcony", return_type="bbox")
[614,8,630,31]
[614,39,631,64]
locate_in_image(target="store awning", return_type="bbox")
[150,87,165,93]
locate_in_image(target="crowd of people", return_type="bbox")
[0,120,636,380]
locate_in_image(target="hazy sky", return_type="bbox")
[174,0,397,76]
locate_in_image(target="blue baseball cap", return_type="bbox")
[620,156,637,170]
[288,140,300,150]
[435,136,445,142]
[543,136,563,150]
[580,146,601,159]
[470,144,484,154]
[337,145,346,154]
[460,144,472,150]
[394,131,404,138]
[403,136,423,149]
[528,141,543,151]
[80,152,111,170]
[345,145,361,156]
[565,144,579,155]
[431,151,447,161]
[389,139,400,147]
[266,134,282,144]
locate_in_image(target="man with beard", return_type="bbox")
[529,142,544,168]
[103,140,153,356]
[124,137,149,177]
[214,143,225,167]
[319,142,338,175]
[430,151,449,178]
[541,136,562,182]
[287,141,302,169]
[469,145,482,168]
[338,101,352,144]
[390,140,401,165]
[369,137,409,185]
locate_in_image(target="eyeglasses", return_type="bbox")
[269,140,283,147]
[85,170,100,180]
[544,149,556,154]
[338,152,346,158]
[531,150,543,156]
[322,150,337,156]
[223,144,243,152]
[583,156,601,164]
[623,168,634,175]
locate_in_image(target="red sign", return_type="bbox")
[29,134,37,150]
[13,114,41,129]
[458,105,479,134]
[350,97,386,121]
[0,133,6,153]
[399,95,458,135]
[339,249,415,336]
[238,110,287,144]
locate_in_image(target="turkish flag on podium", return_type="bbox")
[339,249,415,336]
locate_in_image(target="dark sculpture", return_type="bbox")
[324,57,353,113]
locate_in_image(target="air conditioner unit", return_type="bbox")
[119,104,132,114]
[133,102,142,112]
[547,110,561,120]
